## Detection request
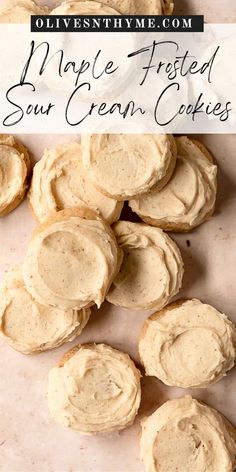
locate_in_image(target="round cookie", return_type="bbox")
[28,142,123,224]
[139,299,236,388]
[59,0,174,15]
[50,1,120,15]
[140,396,236,472]
[0,266,90,355]
[47,343,141,434]
[0,0,48,23]
[0,134,31,217]
[129,137,217,231]
[23,208,123,310]
[82,134,177,201]
[133,0,174,15]
[106,221,183,310]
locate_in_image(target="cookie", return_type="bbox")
[129,137,217,231]
[47,343,141,434]
[28,142,123,224]
[50,1,120,15]
[23,208,123,309]
[106,221,183,310]
[0,0,48,23]
[0,135,31,217]
[82,134,177,200]
[139,298,236,388]
[140,396,236,472]
[0,266,90,354]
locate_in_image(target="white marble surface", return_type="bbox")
[0,1,236,471]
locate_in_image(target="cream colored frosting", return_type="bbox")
[0,0,48,23]
[23,210,122,310]
[61,0,174,15]
[29,143,123,224]
[106,221,183,310]
[133,0,174,15]
[47,343,141,434]
[82,134,176,200]
[139,299,236,388]
[0,135,28,215]
[51,1,120,15]
[0,266,90,355]
[130,137,217,229]
[140,396,236,472]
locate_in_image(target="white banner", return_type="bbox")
[0,24,235,133]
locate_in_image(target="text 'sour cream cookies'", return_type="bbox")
[82,134,177,200]
[0,134,31,217]
[106,221,183,310]
[130,137,217,231]
[47,343,141,434]
[29,143,123,224]
[140,396,236,472]
[139,299,236,388]
[23,208,122,310]
[0,266,90,355]
[0,0,48,23]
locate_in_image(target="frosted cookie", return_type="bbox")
[0,134,31,217]
[82,134,177,201]
[139,299,236,388]
[106,221,183,310]
[23,208,123,310]
[61,0,174,15]
[29,143,123,224]
[132,0,174,15]
[129,137,217,232]
[0,266,90,355]
[140,396,236,472]
[47,343,141,434]
[50,1,120,15]
[0,0,48,23]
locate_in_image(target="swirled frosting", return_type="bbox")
[0,0,48,23]
[47,343,141,434]
[0,134,29,216]
[139,299,236,388]
[51,1,120,15]
[23,209,122,309]
[64,0,174,14]
[129,137,217,231]
[106,221,183,310]
[82,134,176,200]
[29,143,123,224]
[132,0,174,15]
[0,266,90,354]
[140,396,236,472]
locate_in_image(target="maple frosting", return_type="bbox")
[47,343,141,434]
[65,0,174,14]
[0,0,48,23]
[51,1,120,15]
[29,143,123,224]
[0,134,30,216]
[82,134,176,200]
[106,221,183,310]
[129,137,217,230]
[140,396,236,472]
[0,266,90,354]
[139,299,236,388]
[23,209,122,310]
